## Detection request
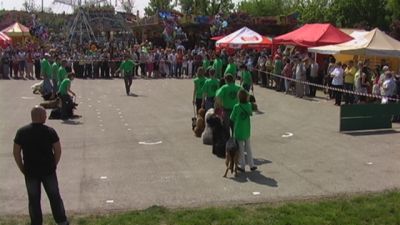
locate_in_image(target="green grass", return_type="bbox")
[2,191,400,225]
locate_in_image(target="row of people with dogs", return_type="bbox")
[36,53,78,120]
[192,66,257,177]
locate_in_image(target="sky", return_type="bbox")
[1,0,150,16]
[2,0,241,16]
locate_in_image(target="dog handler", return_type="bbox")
[202,67,219,111]
[59,73,76,120]
[115,55,136,95]
[192,67,206,113]
[215,73,242,132]
[230,90,257,172]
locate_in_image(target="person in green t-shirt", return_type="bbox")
[40,54,53,98]
[202,55,211,71]
[224,57,238,79]
[59,73,76,120]
[213,54,223,80]
[192,67,206,113]
[239,64,253,92]
[216,74,242,131]
[201,68,220,111]
[57,60,68,87]
[51,57,60,95]
[115,55,136,95]
[273,55,284,91]
[230,89,256,172]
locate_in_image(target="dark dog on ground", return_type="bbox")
[40,98,60,109]
[207,114,230,158]
[193,108,206,137]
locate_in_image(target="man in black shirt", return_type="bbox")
[13,106,69,225]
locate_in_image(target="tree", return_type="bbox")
[120,0,135,14]
[179,0,234,15]
[144,0,176,16]
[387,0,400,20]
[238,0,287,17]
[23,0,37,13]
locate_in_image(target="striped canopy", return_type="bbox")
[1,22,30,37]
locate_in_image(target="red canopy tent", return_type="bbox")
[273,23,353,47]
[211,35,225,41]
[0,31,12,48]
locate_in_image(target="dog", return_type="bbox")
[193,108,206,137]
[31,81,43,95]
[40,98,60,109]
[223,138,240,177]
[208,114,229,158]
[202,108,215,145]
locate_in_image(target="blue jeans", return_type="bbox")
[25,172,68,225]
[205,97,215,112]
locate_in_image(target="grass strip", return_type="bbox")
[1,191,400,225]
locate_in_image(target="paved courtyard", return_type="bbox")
[1,78,400,216]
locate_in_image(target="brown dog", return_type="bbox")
[223,149,239,177]
[193,108,206,137]
[223,139,240,177]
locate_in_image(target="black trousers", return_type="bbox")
[124,75,133,95]
[343,83,354,104]
[332,84,343,105]
[309,77,318,97]
[34,60,41,79]
[101,62,110,78]
[60,94,73,119]
[25,173,68,225]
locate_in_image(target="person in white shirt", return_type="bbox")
[330,62,344,106]
[295,57,306,98]
[309,58,319,97]
[381,72,397,103]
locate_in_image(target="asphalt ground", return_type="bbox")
[1,77,400,216]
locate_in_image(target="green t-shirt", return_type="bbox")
[40,59,52,79]
[274,59,283,75]
[202,59,211,70]
[213,58,223,79]
[194,76,206,99]
[119,60,135,75]
[51,62,60,80]
[202,78,220,98]
[216,83,242,110]
[58,78,71,95]
[224,63,237,78]
[57,67,67,86]
[230,102,252,141]
[241,70,252,86]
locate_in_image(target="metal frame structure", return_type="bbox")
[54,0,108,46]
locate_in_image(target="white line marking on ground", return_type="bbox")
[138,141,162,145]
[106,200,114,203]
[21,96,35,99]
[252,192,261,196]
[100,176,108,180]
[282,132,294,138]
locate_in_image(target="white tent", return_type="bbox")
[216,27,271,49]
[309,28,400,57]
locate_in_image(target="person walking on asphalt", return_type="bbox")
[13,106,69,225]
[115,55,136,95]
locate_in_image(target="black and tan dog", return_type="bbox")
[223,139,240,177]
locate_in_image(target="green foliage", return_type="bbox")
[387,0,400,20]
[238,0,289,17]
[2,191,400,225]
[144,0,176,16]
[179,0,235,16]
